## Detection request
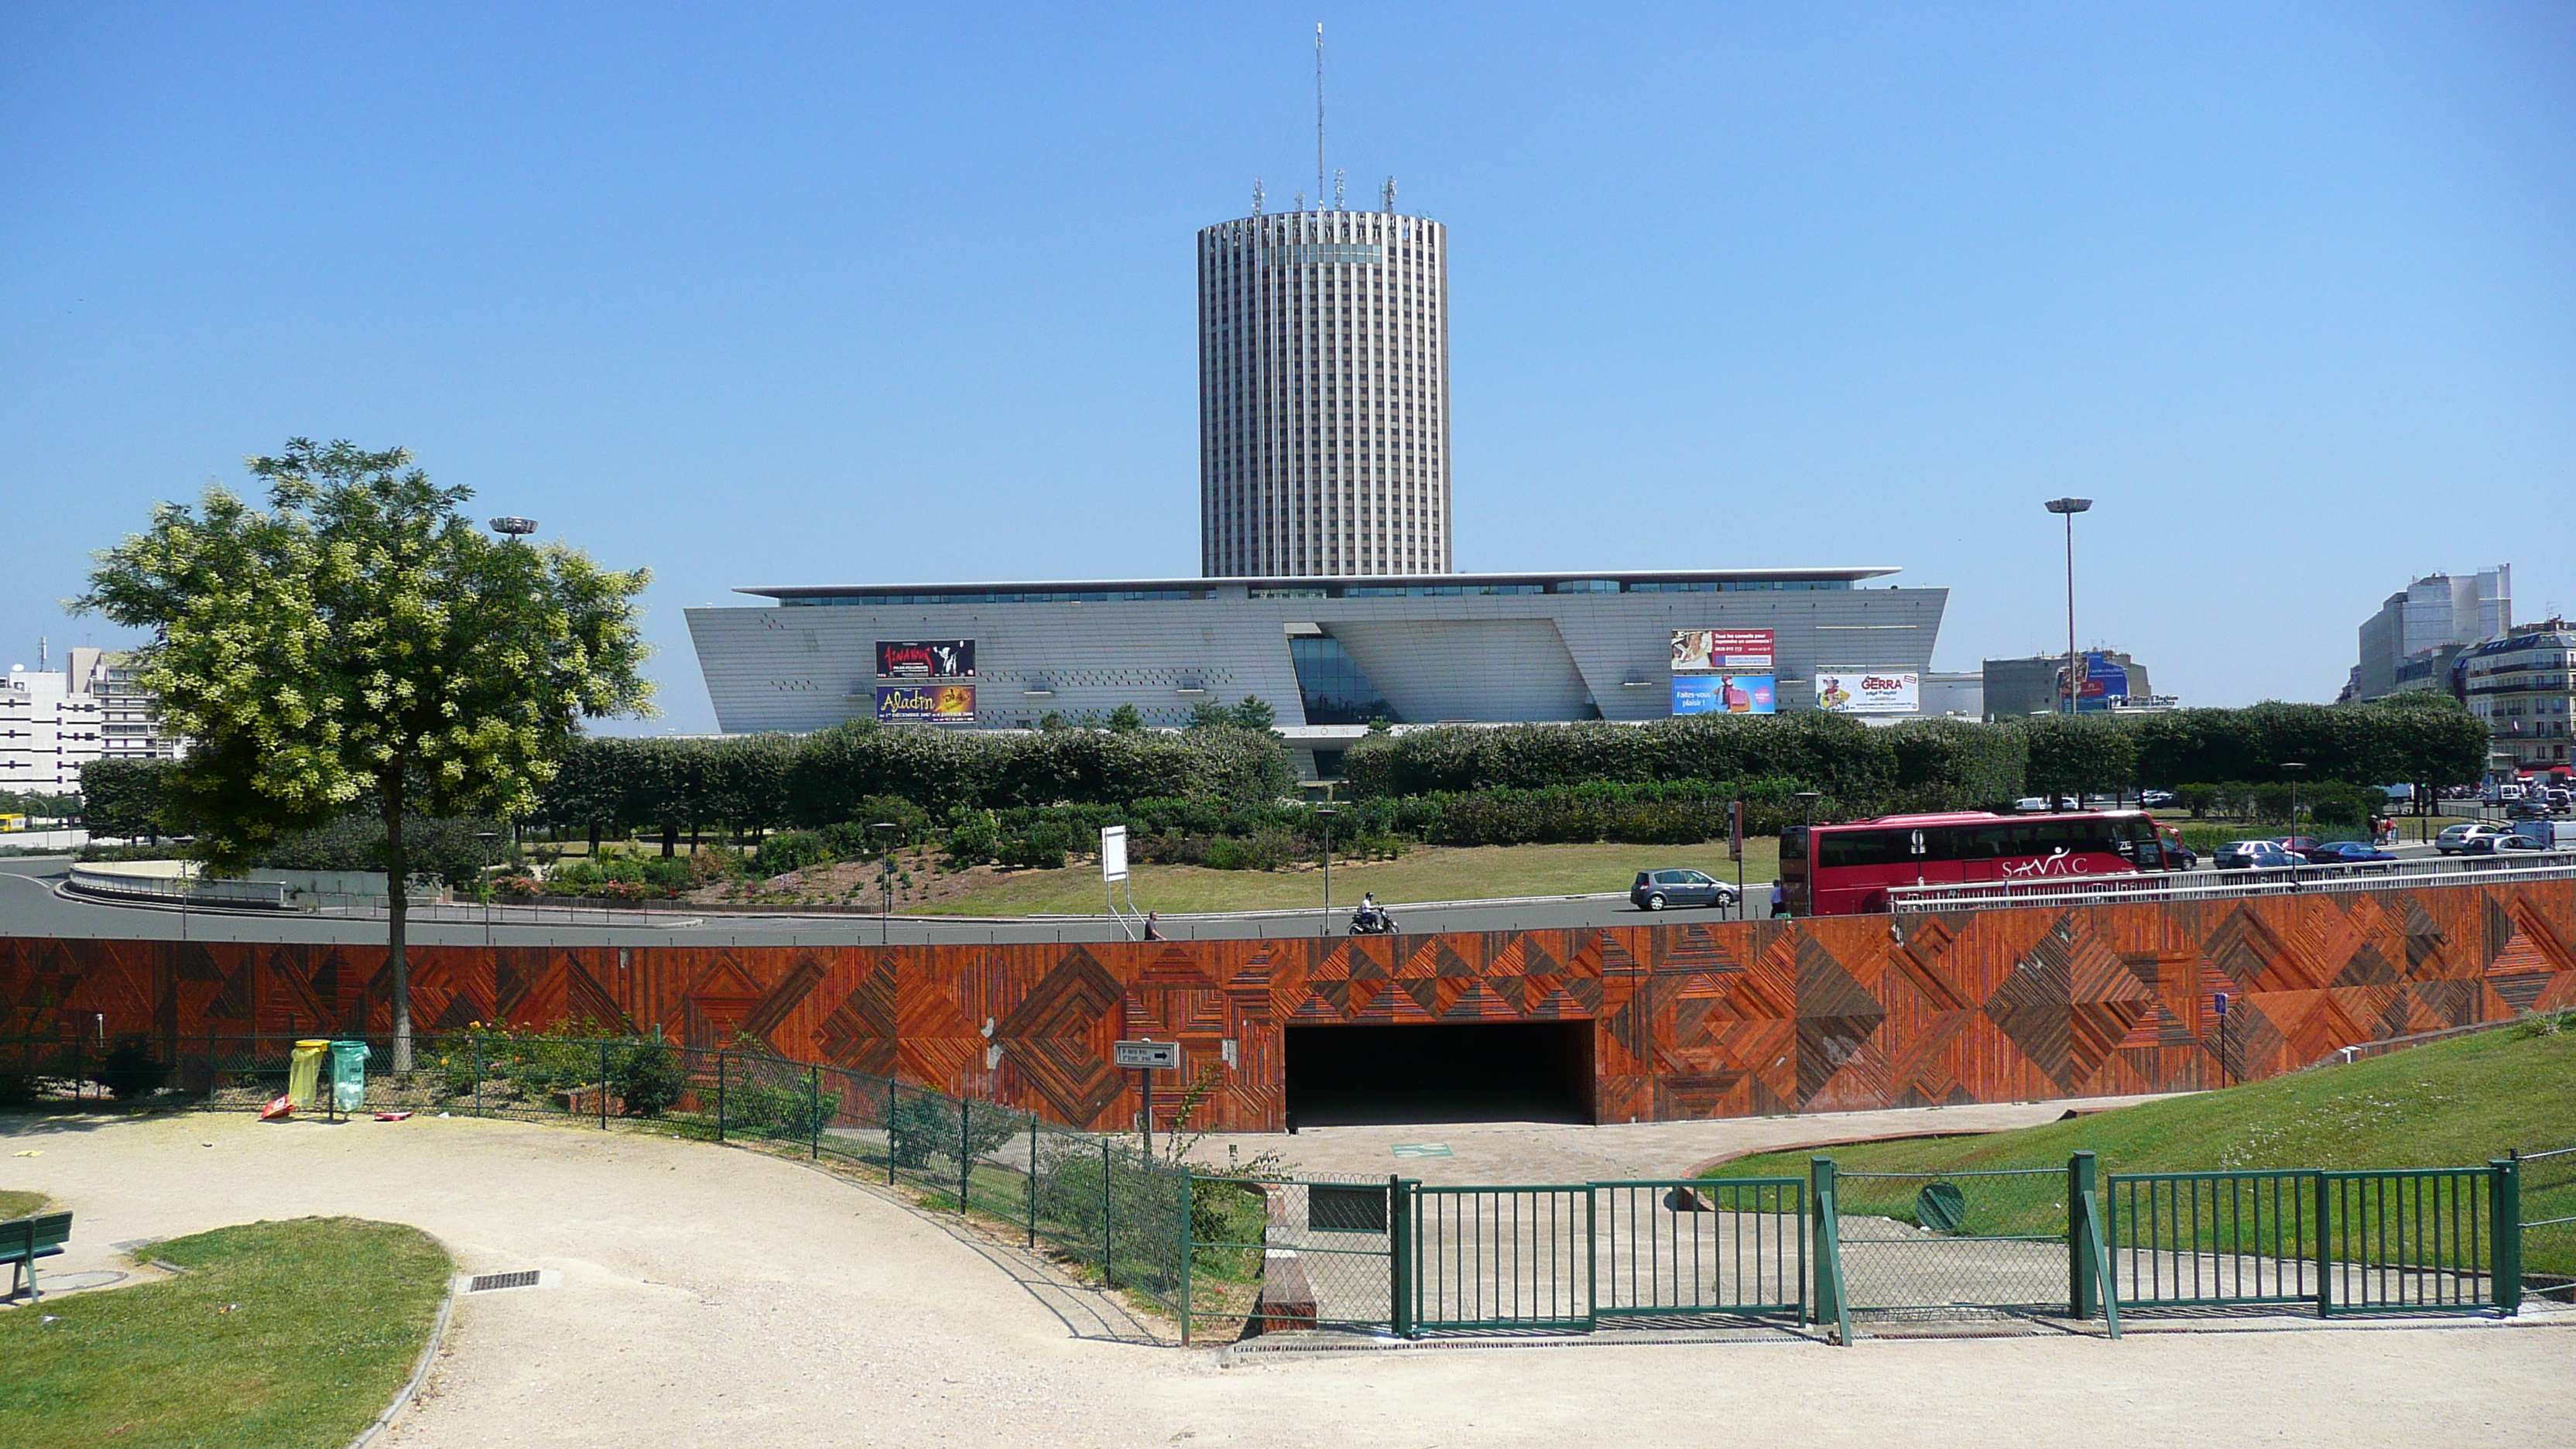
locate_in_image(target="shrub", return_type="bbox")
[99,1036,170,1100]
[998,820,1075,871]
[615,1039,686,1118]
[753,831,834,876]
[1201,831,1293,871]
[888,1090,1020,1170]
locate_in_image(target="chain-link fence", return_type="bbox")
[1828,1166,2072,1315]
[2514,1144,2576,1303]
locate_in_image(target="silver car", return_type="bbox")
[1631,869,1739,911]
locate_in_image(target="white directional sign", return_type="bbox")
[1113,1040,1180,1070]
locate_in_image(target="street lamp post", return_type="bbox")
[1314,806,1340,936]
[474,830,503,949]
[2280,763,2306,885]
[2043,498,2094,714]
[1794,790,1822,828]
[868,822,897,946]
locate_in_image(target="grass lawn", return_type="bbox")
[914,839,1780,916]
[0,1217,451,1449]
[1704,1018,2576,1273]
[0,1189,46,1219]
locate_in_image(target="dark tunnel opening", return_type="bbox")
[1283,1019,1596,1128]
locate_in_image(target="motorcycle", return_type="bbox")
[1348,905,1399,936]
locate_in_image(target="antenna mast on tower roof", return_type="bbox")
[1314,22,1326,209]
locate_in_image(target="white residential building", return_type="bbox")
[1,648,180,793]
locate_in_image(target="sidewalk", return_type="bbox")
[1187,1095,2176,1187]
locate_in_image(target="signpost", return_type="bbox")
[1101,826,1140,939]
[1113,1039,1180,1156]
[2213,992,2232,1087]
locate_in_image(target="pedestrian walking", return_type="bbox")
[1143,912,1163,941]
[1769,879,1789,919]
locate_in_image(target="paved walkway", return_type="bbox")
[1187,1094,2174,1185]
[3,1108,2570,1448]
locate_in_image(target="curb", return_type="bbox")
[345,1267,457,1449]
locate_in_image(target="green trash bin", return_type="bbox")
[329,1040,370,1115]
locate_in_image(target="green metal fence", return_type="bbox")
[2107,1169,2322,1308]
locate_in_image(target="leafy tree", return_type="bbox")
[76,758,180,841]
[75,440,652,1068]
[1228,695,1277,731]
[1105,703,1146,733]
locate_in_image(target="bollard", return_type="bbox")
[2068,1150,2098,1319]
[1389,1175,1416,1338]
[1101,1138,1115,1289]
[2492,1157,2522,1317]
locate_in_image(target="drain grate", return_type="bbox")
[468,1270,542,1293]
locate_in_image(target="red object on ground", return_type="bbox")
[259,1095,294,1121]
[373,1111,413,1122]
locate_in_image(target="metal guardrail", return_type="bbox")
[1885,852,2576,915]
[63,863,292,909]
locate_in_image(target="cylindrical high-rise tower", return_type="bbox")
[1199,205,1450,577]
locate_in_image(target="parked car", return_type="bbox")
[2215,840,2300,870]
[2274,836,2322,856]
[2506,800,2550,821]
[2139,790,2177,808]
[1631,869,1739,912]
[2471,832,2550,855]
[2436,824,2509,855]
[2158,830,2199,870]
[2304,841,2395,865]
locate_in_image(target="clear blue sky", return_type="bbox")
[5,3,2570,732]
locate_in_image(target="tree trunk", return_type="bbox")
[587,822,600,857]
[384,786,413,1073]
[660,823,676,858]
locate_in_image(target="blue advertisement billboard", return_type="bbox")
[1672,675,1776,716]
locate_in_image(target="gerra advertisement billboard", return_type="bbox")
[1813,670,1920,715]
[875,683,976,724]
[1671,674,1776,715]
[876,639,975,679]
[1670,629,1776,673]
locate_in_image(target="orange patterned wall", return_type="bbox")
[5,879,2570,1131]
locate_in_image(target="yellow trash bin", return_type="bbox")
[288,1039,330,1108]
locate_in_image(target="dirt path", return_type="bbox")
[3,1110,2568,1448]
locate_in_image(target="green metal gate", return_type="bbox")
[1394,1177,1809,1334]
[1409,1184,1594,1331]
[1592,1177,1806,1322]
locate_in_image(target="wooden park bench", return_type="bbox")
[3,1211,72,1302]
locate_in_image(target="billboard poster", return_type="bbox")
[2065,650,2128,712]
[1814,670,1920,714]
[875,683,976,724]
[1670,629,1776,673]
[1672,674,1776,716]
[877,639,975,678]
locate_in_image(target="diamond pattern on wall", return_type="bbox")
[3,880,2567,1132]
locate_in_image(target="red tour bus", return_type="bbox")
[1779,810,2188,916]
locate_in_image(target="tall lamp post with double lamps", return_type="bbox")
[2043,498,2093,714]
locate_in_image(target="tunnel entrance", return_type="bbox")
[1283,1019,1596,1128]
